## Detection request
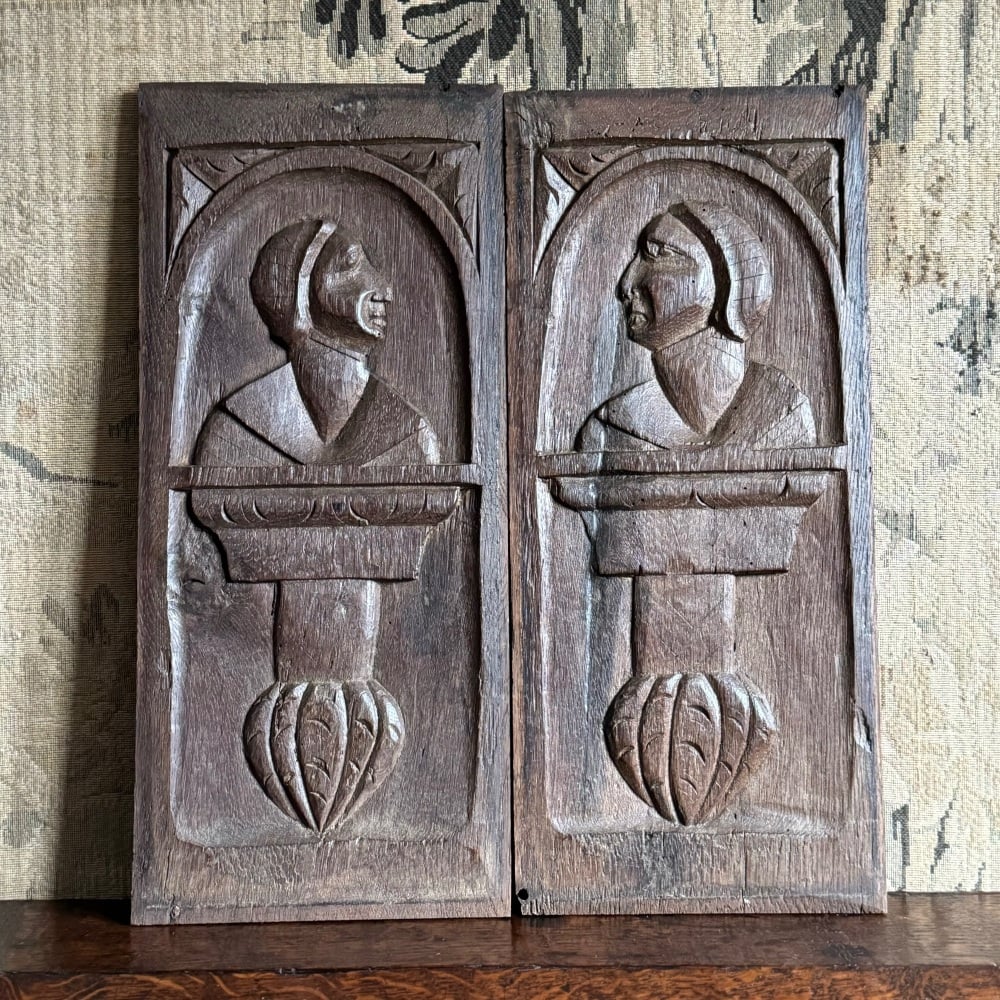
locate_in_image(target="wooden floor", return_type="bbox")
[1,894,998,998]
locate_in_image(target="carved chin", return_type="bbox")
[631,315,701,351]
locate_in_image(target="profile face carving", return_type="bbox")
[617,203,774,351]
[195,216,442,468]
[250,220,392,356]
[311,227,392,348]
[618,213,716,352]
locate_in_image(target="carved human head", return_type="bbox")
[250,220,392,356]
[618,203,773,352]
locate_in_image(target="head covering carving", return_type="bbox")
[195,219,438,468]
[579,201,816,452]
[250,220,392,353]
[669,202,773,343]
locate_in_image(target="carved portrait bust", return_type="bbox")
[577,202,816,451]
[196,219,441,466]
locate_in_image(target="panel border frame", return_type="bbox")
[134,83,509,924]
[505,86,882,915]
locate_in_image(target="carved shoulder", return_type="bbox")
[758,380,816,449]
[370,417,441,465]
[577,383,700,452]
[575,409,609,451]
[194,407,293,466]
[713,363,817,449]
[750,364,817,448]
[601,382,699,450]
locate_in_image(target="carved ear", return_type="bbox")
[674,203,773,342]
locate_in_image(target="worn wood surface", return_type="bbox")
[1,896,998,998]
[507,88,881,914]
[134,84,509,923]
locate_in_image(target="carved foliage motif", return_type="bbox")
[364,142,479,246]
[533,144,639,266]
[605,672,775,825]
[170,148,281,258]
[741,142,841,248]
[244,679,405,835]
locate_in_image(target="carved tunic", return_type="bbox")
[578,362,816,451]
[196,363,441,466]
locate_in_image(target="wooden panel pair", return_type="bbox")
[134,84,881,923]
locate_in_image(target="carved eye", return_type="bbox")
[325,243,363,278]
[643,239,683,262]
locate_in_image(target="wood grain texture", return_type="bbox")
[134,84,509,923]
[507,88,881,914]
[1,897,998,999]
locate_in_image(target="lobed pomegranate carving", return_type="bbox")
[605,672,776,824]
[244,679,405,833]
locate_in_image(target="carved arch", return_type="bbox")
[533,146,847,452]
[168,145,478,289]
[166,146,477,465]
[535,145,844,305]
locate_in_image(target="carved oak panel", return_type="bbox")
[133,85,508,923]
[507,89,882,914]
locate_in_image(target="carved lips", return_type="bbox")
[243,679,405,833]
[358,290,392,338]
[605,672,775,825]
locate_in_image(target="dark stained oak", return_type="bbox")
[138,82,878,924]
[1,896,999,998]
[506,87,881,914]
[134,84,509,923]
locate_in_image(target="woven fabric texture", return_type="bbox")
[0,0,997,898]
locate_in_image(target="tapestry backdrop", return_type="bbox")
[0,0,996,898]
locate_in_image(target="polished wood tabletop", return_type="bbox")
[1,893,998,997]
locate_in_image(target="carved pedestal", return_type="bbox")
[189,486,459,834]
[554,472,829,826]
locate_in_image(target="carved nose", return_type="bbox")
[618,257,639,301]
